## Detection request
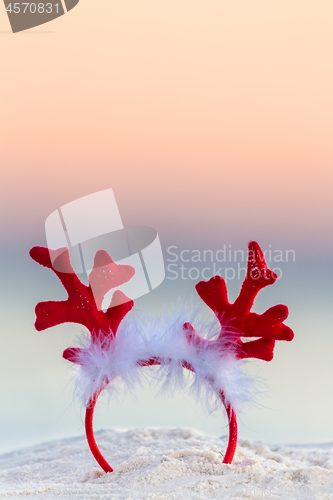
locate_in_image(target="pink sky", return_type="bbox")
[1,0,332,251]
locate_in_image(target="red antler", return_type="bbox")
[29,246,135,362]
[185,241,294,362]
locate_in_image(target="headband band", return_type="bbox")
[85,382,238,472]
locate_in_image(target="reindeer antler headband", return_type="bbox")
[30,241,294,472]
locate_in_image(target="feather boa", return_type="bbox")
[71,306,256,414]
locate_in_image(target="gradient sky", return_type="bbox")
[0,1,332,453]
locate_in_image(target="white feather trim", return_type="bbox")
[70,305,256,414]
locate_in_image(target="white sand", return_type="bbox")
[0,428,332,499]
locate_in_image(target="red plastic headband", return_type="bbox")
[30,241,293,472]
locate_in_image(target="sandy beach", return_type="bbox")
[1,428,332,499]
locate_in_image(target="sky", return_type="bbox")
[0,0,332,454]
